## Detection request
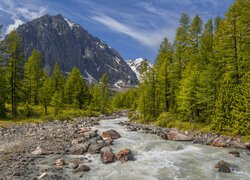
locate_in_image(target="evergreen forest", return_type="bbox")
[0,0,249,138]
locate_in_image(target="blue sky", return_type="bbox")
[0,0,234,62]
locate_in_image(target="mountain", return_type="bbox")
[12,14,138,87]
[126,58,153,81]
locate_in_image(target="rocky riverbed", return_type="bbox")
[0,112,130,179]
[0,113,249,179]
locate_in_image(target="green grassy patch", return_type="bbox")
[154,112,211,133]
[0,104,103,128]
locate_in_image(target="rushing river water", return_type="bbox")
[78,117,250,180]
[31,117,250,180]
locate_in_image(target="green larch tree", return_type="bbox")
[5,31,24,118]
[64,67,89,108]
[23,49,43,105]
[0,25,7,117]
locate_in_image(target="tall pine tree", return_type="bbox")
[0,25,7,117]
[5,31,24,117]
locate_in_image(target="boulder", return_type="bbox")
[245,142,250,150]
[176,145,184,151]
[68,162,79,169]
[69,144,88,155]
[211,140,225,147]
[116,148,134,162]
[31,146,48,155]
[167,131,194,141]
[74,164,90,172]
[88,141,107,154]
[55,159,67,166]
[228,151,240,157]
[102,130,121,140]
[102,131,111,140]
[68,160,81,169]
[100,146,115,163]
[159,132,168,140]
[214,160,230,173]
[104,139,114,145]
[214,160,239,173]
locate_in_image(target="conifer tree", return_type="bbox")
[99,73,109,112]
[50,63,65,108]
[64,67,89,108]
[0,25,7,117]
[173,13,191,79]
[51,63,65,92]
[177,15,203,122]
[24,49,43,105]
[5,31,24,117]
[51,90,63,115]
[39,72,54,115]
[155,38,174,113]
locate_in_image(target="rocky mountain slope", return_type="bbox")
[126,58,153,81]
[12,14,138,87]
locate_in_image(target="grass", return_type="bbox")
[137,112,249,142]
[0,104,103,128]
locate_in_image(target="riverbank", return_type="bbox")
[0,112,127,179]
[120,120,250,150]
[0,114,249,179]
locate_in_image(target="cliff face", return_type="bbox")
[14,14,138,86]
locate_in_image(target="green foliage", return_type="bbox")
[64,67,89,108]
[5,31,24,118]
[89,74,111,113]
[135,0,250,136]
[51,91,63,115]
[111,88,137,110]
[38,74,54,114]
[0,25,7,117]
[51,63,65,93]
[24,49,43,105]
[0,1,249,138]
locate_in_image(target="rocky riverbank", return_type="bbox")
[0,113,249,179]
[120,121,250,150]
[0,112,130,179]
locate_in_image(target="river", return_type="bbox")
[64,117,250,180]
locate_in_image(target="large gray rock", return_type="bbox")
[116,148,134,162]
[11,14,138,87]
[214,160,239,173]
[69,144,88,155]
[102,129,121,140]
[167,130,194,141]
[88,141,107,154]
[74,164,90,172]
[100,146,115,163]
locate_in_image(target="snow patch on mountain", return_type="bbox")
[126,58,153,81]
[113,80,126,89]
[84,70,96,82]
[64,18,79,29]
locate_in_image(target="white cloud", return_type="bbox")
[0,0,47,35]
[92,14,173,49]
[6,18,24,35]
[16,7,47,20]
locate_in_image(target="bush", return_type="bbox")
[155,112,177,127]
